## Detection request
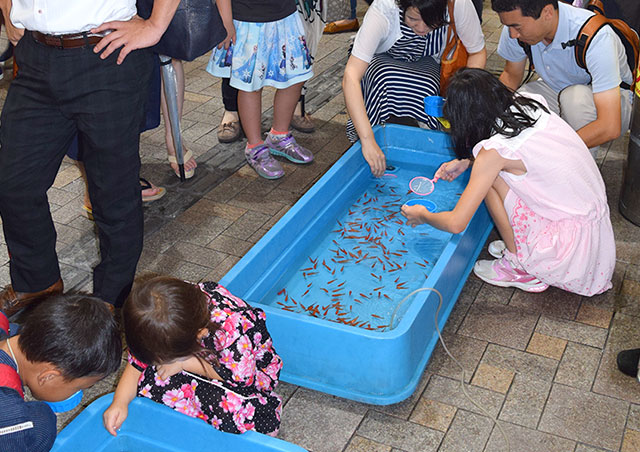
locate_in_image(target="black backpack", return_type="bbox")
[519,0,639,91]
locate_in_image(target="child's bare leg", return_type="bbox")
[484,177,516,254]
[238,89,263,145]
[272,82,304,132]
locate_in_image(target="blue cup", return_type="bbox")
[424,96,445,117]
[405,198,437,212]
[45,390,83,413]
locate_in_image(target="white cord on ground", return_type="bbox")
[387,287,511,452]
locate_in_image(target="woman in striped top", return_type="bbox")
[343,0,486,177]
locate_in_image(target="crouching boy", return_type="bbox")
[0,294,122,451]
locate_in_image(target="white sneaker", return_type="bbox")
[488,240,506,258]
[473,256,548,293]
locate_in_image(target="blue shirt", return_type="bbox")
[497,2,633,93]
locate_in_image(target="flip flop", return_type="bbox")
[140,177,166,202]
[82,204,94,221]
[167,149,195,179]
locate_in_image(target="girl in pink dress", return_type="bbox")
[103,276,283,436]
[401,68,615,296]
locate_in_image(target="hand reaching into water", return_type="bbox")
[435,158,470,182]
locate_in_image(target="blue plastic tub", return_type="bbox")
[220,124,493,405]
[52,394,307,452]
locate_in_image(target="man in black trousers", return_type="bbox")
[0,0,180,314]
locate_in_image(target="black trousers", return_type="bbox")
[0,32,153,306]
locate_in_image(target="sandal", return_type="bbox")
[82,204,94,221]
[140,177,166,202]
[167,149,195,179]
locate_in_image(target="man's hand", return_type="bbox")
[91,16,164,65]
[5,22,23,46]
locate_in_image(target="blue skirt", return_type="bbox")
[207,12,313,91]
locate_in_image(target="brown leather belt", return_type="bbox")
[31,31,102,49]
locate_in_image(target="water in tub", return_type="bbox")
[264,163,466,330]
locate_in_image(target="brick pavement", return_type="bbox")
[1,2,639,451]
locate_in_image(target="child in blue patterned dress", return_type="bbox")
[208,0,315,179]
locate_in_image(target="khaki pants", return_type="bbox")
[519,79,633,159]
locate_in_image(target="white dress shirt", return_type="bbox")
[11,0,136,34]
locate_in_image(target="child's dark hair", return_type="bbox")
[18,293,122,380]
[397,0,448,30]
[491,0,557,19]
[123,276,219,366]
[443,68,549,159]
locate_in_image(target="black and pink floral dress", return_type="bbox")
[128,281,283,436]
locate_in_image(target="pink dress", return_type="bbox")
[472,95,615,296]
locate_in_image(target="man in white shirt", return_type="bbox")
[0,0,179,313]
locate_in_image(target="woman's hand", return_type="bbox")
[103,402,128,436]
[362,140,386,178]
[435,159,470,182]
[401,204,429,227]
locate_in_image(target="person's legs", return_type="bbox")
[72,47,153,307]
[218,77,242,143]
[484,177,516,253]
[518,79,560,114]
[266,82,314,164]
[238,88,285,179]
[559,84,632,158]
[160,59,197,176]
[324,0,360,33]
[0,35,75,294]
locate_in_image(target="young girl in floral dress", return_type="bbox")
[103,276,283,436]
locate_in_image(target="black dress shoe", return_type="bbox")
[617,348,640,378]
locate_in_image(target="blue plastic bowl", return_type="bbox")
[404,198,437,212]
[45,390,83,413]
[424,96,445,117]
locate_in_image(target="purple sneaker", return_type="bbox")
[245,144,284,179]
[265,133,314,164]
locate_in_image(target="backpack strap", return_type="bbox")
[0,363,24,398]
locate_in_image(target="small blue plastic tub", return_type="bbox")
[45,390,83,413]
[424,96,445,117]
[404,198,437,212]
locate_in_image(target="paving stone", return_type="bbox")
[573,445,608,452]
[182,216,233,247]
[204,255,240,283]
[593,312,640,404]
[526,332,567,360]
[426,332,487,383]
[344,436,392,452]
[575,304,613,329]
[535,316,608,349]
[409,398,457,432]
[206,235,254,257]
[274,381,297,406]
[554,342,602,390]
[422,375,504,419]
[498,374,551,429]
[224,210,271,241]
[357,410,443,452]
[471,363,514,394]
[444,278,482,332]
[581,260,626,311]
[538,384,628,451]
[473,283,514,305]
[438,409,493,452]
[164,241,226,269]
[621,429,640,452]
[458,302,539,350]
[373,371,431,420]
[279,388,367,452]
[509,287,582,320]
[485,421,575,452]
[628,404,640,431]
[481,344,558,382]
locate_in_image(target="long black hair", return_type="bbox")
[443,68,549,159]
[397,0,448,29]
